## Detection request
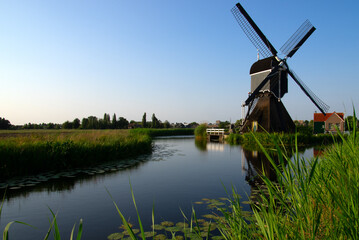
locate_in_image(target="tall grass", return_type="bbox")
[226,131,343,150]
[130,128,194,137]
[216,120,359,239]
[194,124,207,138]
[0,130,152,179]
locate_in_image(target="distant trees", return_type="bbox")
[9,112,197,130]
[151,114,160,128]
[112,113,117,129]
[345,115,359,131]
[0,117,12,129]
[142,112,147,128]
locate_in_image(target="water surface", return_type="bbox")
[0,136,313,239]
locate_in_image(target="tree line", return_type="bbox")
[0,113,199,130]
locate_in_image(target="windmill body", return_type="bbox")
[231,2,329,133]
[250,57,288,99]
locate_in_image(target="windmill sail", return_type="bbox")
[280,20,316,58]
[287,68,329,114]
[231,3,277,58]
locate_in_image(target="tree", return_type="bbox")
[81,118,89,129]
[142,112,147,128]
[88,116,99,129]
[62,121,73,129]
[345,116,359,131]
[0,117,12,129]
[163,120,171,128]
[112,113,117,129]
[218,121,230,129]
[72,118,81,129]
[118,117,129,129]
[151,114,159,128]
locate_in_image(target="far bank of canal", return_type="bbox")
[0,136,315,239]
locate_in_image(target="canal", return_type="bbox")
[0,136,314,239]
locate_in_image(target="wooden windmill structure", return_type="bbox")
[231,3,329,133]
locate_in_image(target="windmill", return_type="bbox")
[231,2,329,133]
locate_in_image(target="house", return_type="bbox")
[313,112,345,134]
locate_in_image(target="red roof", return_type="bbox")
[314,112,344,122]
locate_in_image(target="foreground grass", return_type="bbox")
[216,129,359,239]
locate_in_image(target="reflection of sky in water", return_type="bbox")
[0,138,314,240]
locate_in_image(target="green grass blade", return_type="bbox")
[106,188,137,240]
[47,208,61,240]
[76,219,83,240]
[3,221,32,240]
[129,183,145,240]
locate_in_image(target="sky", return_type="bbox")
[1,0,359,125]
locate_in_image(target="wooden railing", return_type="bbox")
[206,128,225,135]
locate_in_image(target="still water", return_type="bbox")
[0,136,314,239]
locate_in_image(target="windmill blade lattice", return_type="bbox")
[231,4,277,58]
[280,20,316,58]
[287,68,329,114]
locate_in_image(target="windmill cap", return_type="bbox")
[250,56,279,75]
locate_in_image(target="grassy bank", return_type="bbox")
[0,129,152,179]
[216,130,359,239]
[226,131,343,150]
[130,128,194,137]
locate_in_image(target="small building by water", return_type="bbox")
[313,112,345,134]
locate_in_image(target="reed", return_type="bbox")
[216,120,359,239]
[130,128,194,137]
[0,130,152,179]
[226,131,343,150]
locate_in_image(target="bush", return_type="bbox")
[194,124,207,138]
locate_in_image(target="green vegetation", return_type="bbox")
[130,128,194,137]
[216,127,359,239]
[194,124,207,138]
[226,131,343,150]
[0,117,12,130]
[0,128,194,179]
[0,130,152,179]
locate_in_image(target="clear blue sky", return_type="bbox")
[1,1,358,125]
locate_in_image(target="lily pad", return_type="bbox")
[154,234,167,240]
[122,229,139,235]
[107,232,125,240]
[160,221,174,227]
[176,222,189,228]
[153,224,164,231]
[202,214,217,220]
[196,219,206,223]
[119,223,133,229]
[194,201,203,204]
[138,231,156,238]
[165,226,181,232]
